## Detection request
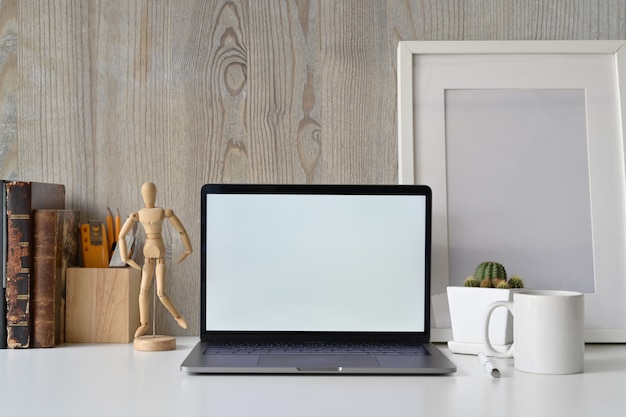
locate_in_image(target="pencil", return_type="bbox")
[106,207,114,254]
[115,208,121,241]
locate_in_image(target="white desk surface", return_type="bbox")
[1,337,625,417]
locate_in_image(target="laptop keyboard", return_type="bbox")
[202,342,431,356]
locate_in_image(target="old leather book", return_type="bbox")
[31,209,79,348]
[5,181,65,348]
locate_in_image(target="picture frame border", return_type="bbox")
[397,40,626,342]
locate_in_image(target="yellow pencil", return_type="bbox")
[115,208,121,242]
[106,207,114,255]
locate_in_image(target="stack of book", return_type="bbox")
[2,180,79,348]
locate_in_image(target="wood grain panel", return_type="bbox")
[7,0,626,336]
[248,0,301,183]
[171,0,249,185]
[0,0,17,180]
[319,0,397,183]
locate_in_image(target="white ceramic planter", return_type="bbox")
[447,286,515,355]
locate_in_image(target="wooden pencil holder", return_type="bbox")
[65,267,140,343]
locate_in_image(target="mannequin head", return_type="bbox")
[141,182,157,208]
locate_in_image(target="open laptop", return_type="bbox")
[181,184,456,374]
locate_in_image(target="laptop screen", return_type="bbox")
[201,184,431,336]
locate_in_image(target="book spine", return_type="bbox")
[31,210,56,347]
[1,180,7,349]
[1,283,5,349]
[5,181,65,348]
[57,210,79,344]
[31,210,79,347]
[5,182,34,348]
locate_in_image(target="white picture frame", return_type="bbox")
[397,41,626,342]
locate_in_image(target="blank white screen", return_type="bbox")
[205,193,427,332]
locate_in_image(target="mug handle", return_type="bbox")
[483,301,514,358]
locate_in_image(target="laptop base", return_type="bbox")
[181,341,456,375]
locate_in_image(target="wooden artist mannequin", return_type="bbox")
[119,182,192,348]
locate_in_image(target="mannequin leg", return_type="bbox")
[155,260,187,329]
[134,260,155,338]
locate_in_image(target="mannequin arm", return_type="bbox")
[165,208,193,264]
[118,213,141,270]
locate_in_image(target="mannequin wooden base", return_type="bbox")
[134,335,176,351]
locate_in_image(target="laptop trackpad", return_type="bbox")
[258,354,380,369]
[205,354,261,367]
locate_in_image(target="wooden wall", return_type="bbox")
[1,0,625,336]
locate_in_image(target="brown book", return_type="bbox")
[5,181,65,348]
[31,210,79,347]
[2,180,8,348]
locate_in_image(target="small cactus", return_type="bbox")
[480,278,493,288]
[464,261,524,289]
[474,261,507,287]
[508,275,524,288]
[495,280,510,289]
[463,276,480,287]
[463,276,481,287]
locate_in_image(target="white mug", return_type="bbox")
[483,290,584,374]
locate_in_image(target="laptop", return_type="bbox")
[180,184,456,374]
